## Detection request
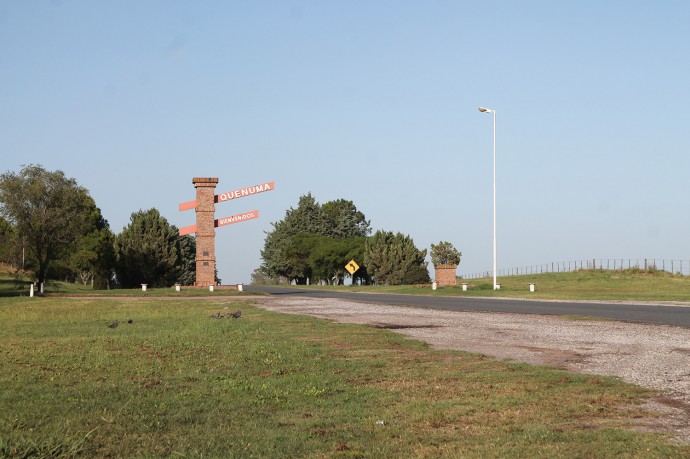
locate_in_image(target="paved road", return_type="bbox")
[246,285,690,328]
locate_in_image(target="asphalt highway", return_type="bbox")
[245,285,690,328]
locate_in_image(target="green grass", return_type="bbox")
[0,262,259,298]
[4,264,689,303]
[1,296,687,457]
[302,269,690,302]
[0,277,258,298]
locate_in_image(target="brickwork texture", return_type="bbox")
[193,178,218,287]
[435,264,458,287]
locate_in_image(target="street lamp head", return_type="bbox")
[478,107,493,113]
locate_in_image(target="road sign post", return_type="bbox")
[345,259,360,285]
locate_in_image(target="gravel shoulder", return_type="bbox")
[251,295,690,442]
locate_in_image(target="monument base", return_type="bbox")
[178,285,239,291]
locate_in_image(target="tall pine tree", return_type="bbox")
[364,230,429,285]
[114,208,194,288]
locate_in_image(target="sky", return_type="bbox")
[2,1,689,284]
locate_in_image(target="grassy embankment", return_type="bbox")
[1,293,689,457]
[3,262,689,302]
[0,263,254,298]
[308,269,690,303]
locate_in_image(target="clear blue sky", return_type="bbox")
[2,1,689,283]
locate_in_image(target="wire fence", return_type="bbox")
[461,258,690,279]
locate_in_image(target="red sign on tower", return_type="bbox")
[178,210,260,236]
[179,181,275,212]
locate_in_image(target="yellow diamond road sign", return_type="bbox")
[345,259,360,275]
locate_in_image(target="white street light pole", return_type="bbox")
[478,107,498,290]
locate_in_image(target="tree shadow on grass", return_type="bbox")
[0,278,34,297]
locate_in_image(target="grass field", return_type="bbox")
[1,295,689,458]
[0,267,254,298]
[298,269,690,303]
[3,262,690,303]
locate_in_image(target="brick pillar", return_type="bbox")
[193,178,219,287]
[435,264,458,287]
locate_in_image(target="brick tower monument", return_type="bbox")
[192,177,218,287]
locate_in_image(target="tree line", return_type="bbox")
[1,164,462,289]
[0,164,197,288]
[254,194,461,286]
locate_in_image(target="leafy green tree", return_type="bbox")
[261,194,323,281]
[67,206,116,288]
[430,241,462,266]
[92,229,117,289]
[250,267,281,285]
[114,208,192,288]
[260,194,370,283]
[0,164,102,284]
[0,216,18,265]
[70,227,116,288]
[282,232,316,284]
[364,230,430,285]
[308,235,366,285]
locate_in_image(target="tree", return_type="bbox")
[68,206,116,288]
[260,194,323,281]
[0,216,18,266]
[364,231,394,284]
[70,227,116,288]
[114,208,192,288]
[176,235,197,286]
[364,230,430,285]
[250,267,281,285]
[321,199,370,238]
[308,235,366,285]
[0,164,101,284]
[260,193,371,283]
[281,232,316,284]
[430,241,462,266]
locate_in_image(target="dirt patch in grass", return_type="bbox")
[253,295,690,443]
[371,323,443,330]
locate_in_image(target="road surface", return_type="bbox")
[246,285,690,328]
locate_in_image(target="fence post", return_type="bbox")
[464,258,690,279]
